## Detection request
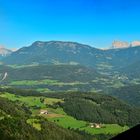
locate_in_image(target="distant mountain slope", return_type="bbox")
[110,84,140,106]
[2,41,140,72]
[2,41,104,67]
[0,64,112,92]
[0,64,102,82]
[119,61,140,79]
[104,46,140,69]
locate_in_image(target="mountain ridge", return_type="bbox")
[2,40,140,71]
[2,41,104,67]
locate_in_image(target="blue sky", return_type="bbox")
[0,0,140,49]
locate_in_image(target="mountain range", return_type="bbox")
[1,41,140,71]
[1,40,140,103]
[1,40,140,140]
[1,41,103,67]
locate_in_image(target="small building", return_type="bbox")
[90,124,94,128]
[95,124,101,128]
[90,123,101,128]
[40,110,48,115]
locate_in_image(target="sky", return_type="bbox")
[0,0,140,49]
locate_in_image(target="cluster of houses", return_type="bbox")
[90,123,102,128]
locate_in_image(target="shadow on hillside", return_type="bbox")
[110,124,140,140]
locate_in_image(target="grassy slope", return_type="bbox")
[0,92,128,135]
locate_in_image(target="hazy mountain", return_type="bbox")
[0,64,111,92]
[0,64,102,82]
[2,41,140,71]
[110,84,140,106]
[0,46,12,59]
[104,46,140,69]
[119,61,140,79]
[2,41,105,67]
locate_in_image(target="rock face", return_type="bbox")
[112,40,140,49]
[112,41,130,49]
[131,41,140,47]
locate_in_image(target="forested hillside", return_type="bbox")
[0,64,115,92]
[0,96,88,140]
[0,41,140,140]
[60,93,140,127]
[110,84,140,106]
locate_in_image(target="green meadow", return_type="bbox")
[0,93,46,108]
[10,79,86,86]
[0,92,129,135]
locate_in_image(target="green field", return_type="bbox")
[48,116,87,129]
[36,88,52,92]
[44,98,63,105]
[80,124,128,135]
[0,93,46,108]
[10,79,86,86]
[8,64,39,68]
[48,115,128,135]
[0,92,129,135]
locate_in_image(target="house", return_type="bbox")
[40,110,48,115]
[95,123,101,128]
[90,124,94,128]
[90,123,101,128]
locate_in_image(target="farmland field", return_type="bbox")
[9,80,86,86]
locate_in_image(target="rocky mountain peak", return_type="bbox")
[131,41,140,47]
[111,40,140,49]
[112,41,130,49]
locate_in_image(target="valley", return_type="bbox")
[0,64,129,93]
[0,41,140,140]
